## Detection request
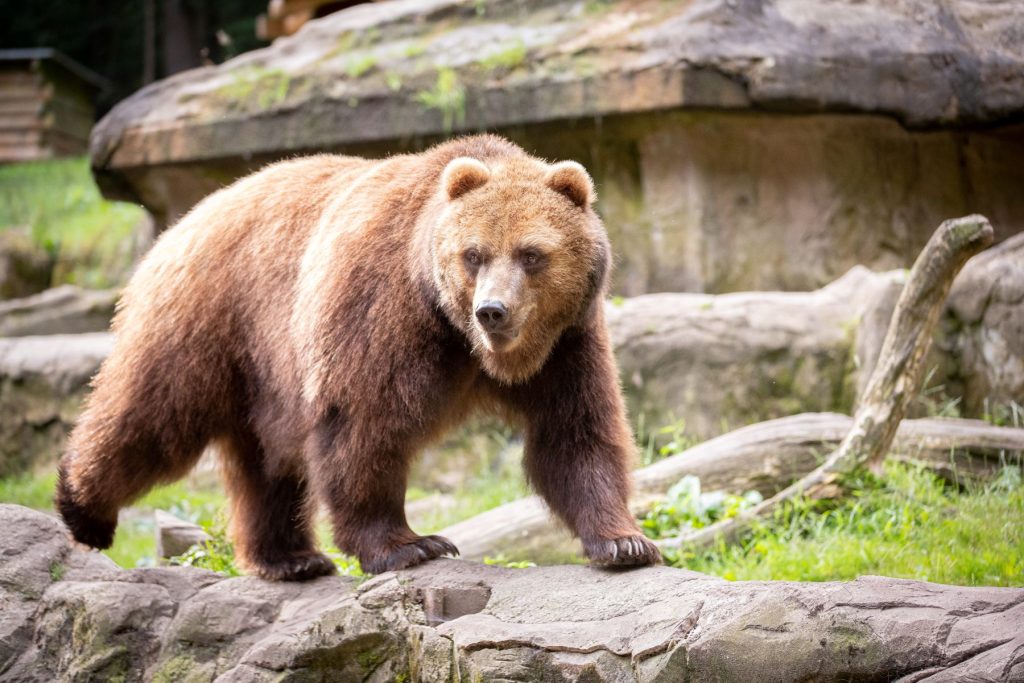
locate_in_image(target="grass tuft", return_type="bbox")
[662,462,1024,586]
[0,157,145,288]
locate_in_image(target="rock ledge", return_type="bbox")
[1,504,1021,682]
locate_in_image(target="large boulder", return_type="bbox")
[0,334,112,478]
[90,0,1024,294]
[609,235,1024,439]
[1,504,1022,682]
[607,266,900,438]
[941,233,1024,419]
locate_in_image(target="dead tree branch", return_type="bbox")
[660,215,995,551]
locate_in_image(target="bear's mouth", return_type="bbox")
[478,326,521,353]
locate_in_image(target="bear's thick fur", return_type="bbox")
[56,135,661,577]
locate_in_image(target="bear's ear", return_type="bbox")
[545,161,595,208]
[442,157,491,200]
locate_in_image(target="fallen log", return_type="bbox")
[3,505,1021,682]
[664,215,995,551]
[439,413,1024,562]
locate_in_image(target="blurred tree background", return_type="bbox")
[0,0,269,114]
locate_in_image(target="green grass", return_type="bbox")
[0,470,59,509]
[664,462,1024,586]
[0,157,146,289]
[5,446,1019,585]
[0,470,225,569]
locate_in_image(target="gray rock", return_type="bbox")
[0,333,112,478]
[91,0,1024,171]
[0,286,117,337]
[607,265,902,438]
[155,510,211,559]
[1,504,1021,682]
[943,233,1024,418]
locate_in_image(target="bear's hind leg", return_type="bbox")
[57,394,213,550]
[220,431,335,581]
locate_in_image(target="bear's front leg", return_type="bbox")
[506,325,662,568]
[310,415,459,574]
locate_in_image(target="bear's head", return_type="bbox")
[431,154,610,384]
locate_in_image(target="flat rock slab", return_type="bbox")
[91,0,1024,174]
[1,504,1021,682]
[0,286,118,338]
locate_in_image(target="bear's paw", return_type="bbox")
[583,534,662,568]
[362,535,460,574]
[252,551,338,582]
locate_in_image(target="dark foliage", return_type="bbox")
[0,0,269,114]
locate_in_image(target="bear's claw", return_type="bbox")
[251,551,337,581]
[362,535,460,574]
[584,533,662,568]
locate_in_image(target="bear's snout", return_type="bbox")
[475,299,509,331]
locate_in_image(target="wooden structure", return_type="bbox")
[0,49,106,163]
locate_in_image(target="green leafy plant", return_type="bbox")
[639,417,700,466]
[327,552,365,577]
[640,475,763,540]
[170,526,241,576]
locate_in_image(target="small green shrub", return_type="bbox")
[170,526,241,576]
[640,475,763,539]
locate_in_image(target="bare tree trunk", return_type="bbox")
[662,215,995,551]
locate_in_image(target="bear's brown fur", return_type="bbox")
[56,135,661,577]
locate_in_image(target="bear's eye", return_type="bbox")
[520,249,545,271]
[463,249,482,268]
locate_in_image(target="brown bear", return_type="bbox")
[56,134,662,578]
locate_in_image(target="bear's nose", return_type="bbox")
[475,300,508,331]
